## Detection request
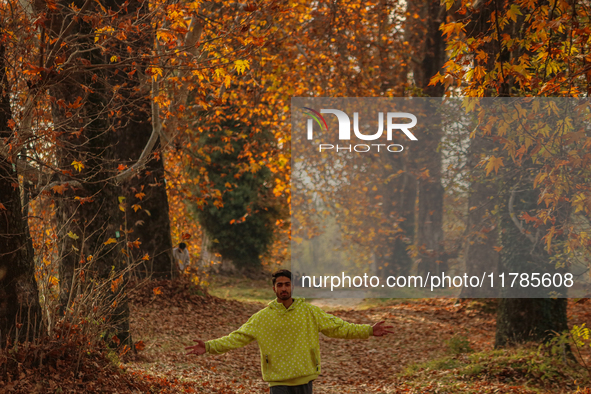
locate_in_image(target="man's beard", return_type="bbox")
[277,291,291,300]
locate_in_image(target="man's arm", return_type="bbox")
[186,313,258,356]
[311,305,392,339]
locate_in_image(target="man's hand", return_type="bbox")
[371,321,394,337]
[185,339,206,355]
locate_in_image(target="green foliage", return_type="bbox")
[445,335,474,355]
[403,323,591,391]
[106,349,121,366]
[189,109,279,268]
[571,323,591,349]
[402,344,589,392]
[208,276,275,304]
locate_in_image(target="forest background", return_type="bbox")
[2,0,591,393]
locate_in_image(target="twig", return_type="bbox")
[508,187,536,243]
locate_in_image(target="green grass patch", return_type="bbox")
[445,334,474,355]
[401,345,590,393]
[207,275,274,304]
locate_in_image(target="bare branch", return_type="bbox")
[113,76,163,183]
[38,180,83,194]
[114,14,206,183]
[508,187,536,243]
[16,158,51,185]
[44,0,94,70]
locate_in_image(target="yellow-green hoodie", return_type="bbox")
[205,297,373,387]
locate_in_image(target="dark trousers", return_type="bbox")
[270,381,313,394]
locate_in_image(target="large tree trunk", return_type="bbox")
[44,0,148,345]
[495,177,569,346]
[115,136,175,280]
[409,0,447,277]
[372,0,415,277]
[456,3,503,296]
[51,68,132,343]
[379,159,416,277]
[105,0,175,279]
[460,135,500,297]
[0,43,42,343]
[456,0,570,343]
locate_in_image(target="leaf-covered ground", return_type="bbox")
[2,279,590,393]
[125,280,591,393]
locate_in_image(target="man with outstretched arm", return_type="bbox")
[186,269,393,394]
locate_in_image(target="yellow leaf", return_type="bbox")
[233,59,250,74]
[67,231,79,240]
[104,238,117,245]
[572,193,587,213]
[507,4,523,22]
[132,204,141,212]
[545,226,556,251]
[156,29,174,42]
[71,160,84,172]
[214,68,225,79]
[150,67,163,81]
[485,156,503,176]
[110,55,118,63]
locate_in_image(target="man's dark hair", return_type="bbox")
[179,242,187,249]
[272,269,292,285]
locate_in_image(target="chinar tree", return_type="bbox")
[438,0,591,345]
[188,107,279,272]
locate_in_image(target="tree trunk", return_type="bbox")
[200,232,221,269]
[415,100,446,277]
[105,0,175,279]
[406,0,447,277]
[0,43,42,343]
[495,177,569,346]
[379,160,416,277]
[45,1,128,345]
[457,1,570,343]
[51,75,132,344]
[460,135,500,297]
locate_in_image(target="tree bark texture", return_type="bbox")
[0,43,42,343]
[495,177,569,346]
[103,0,174,279]
[460,134,500,298]
[406,0,447,277]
